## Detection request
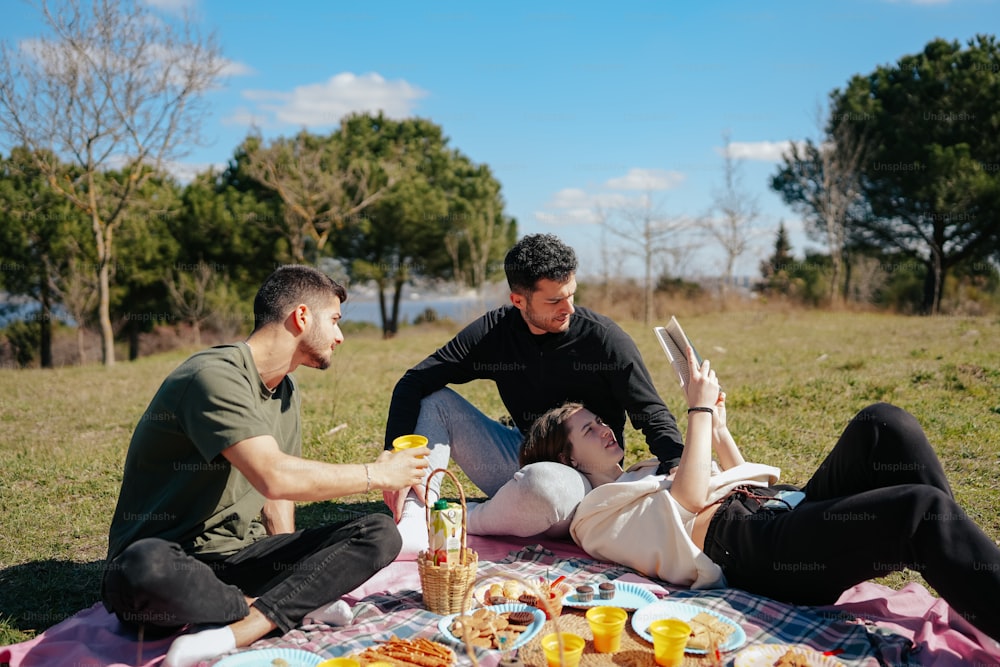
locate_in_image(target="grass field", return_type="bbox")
[2,308,999,646]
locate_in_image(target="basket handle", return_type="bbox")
[423,468,469,565]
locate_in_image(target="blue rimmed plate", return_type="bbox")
[562,581,658,611]
[437,603,545,651]
[214,647,325,666]
[632,599,747,654]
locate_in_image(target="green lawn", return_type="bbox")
[2,309,999,646]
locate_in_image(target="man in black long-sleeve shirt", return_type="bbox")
[384,234,684,552]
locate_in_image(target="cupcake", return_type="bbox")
[598,582,616,599]
[575,585,594,602]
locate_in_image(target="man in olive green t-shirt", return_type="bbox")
[102,265,429,667]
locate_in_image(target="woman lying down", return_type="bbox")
[518,346,1000,642]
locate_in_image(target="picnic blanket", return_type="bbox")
[2,535,998,666]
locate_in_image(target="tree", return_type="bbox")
[829,35,1000,313]
[337,116,513,336]
[597,194,693,324]
[170,166,286,337]
[56,245,99,364]
[164,261,228,346]
[0,0,225,364]
[758,221,795,296]
[347,178,451,337]
[706,131,760,303]
[238,120,402,264]
[440,156,517,289]
[175,166,284,292]
[111,171,181,360]
[0,147,88,367]
[339,117,454,337]
[772,104,870,306]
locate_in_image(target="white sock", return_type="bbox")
[304,599,353,626]
[163,626,236,667]
[395,493,430,561]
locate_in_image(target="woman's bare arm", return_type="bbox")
[712,391,745,470]
[669,347,721,514]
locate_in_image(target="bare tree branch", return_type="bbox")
[705,131,761,302]
[0,0,225,365]
[240,129,401,263]
[597,193,694,323]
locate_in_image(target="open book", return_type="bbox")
[653,316,703,387]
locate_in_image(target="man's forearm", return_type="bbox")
[261,499,295,535]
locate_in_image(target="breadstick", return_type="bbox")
[358,636,455,667]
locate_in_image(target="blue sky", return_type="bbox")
[4,0,998,280]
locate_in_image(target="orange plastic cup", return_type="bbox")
[586,605,628,653]
[541,589,564,619]
[316,659,361,667]
[541,632,585,667]
[649,618,691,667]
[392,434,428,457]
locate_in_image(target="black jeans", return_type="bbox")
[101,514,401,634]
[703,402,1000,641]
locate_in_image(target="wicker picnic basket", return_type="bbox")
[417,468,479,614]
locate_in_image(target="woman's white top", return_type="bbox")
[569,459,780,589]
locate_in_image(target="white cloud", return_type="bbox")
[533,185,647,225]
[534,167,690,225]
[720,140,806,162]
[535,188,604,225]
[236,72,428,128]
[164,160,226,184]
[98,153,223,184]
[219,59,255,77]
[141,0,197,14]
[222,107,267,127]
[604,167,685,191]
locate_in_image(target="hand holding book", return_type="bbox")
[684,344,721,413]
[653,316,703,388]
[655,319,744,468]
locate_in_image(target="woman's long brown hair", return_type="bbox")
[519,402,584,467]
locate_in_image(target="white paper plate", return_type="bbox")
[437,603,546,652]
[562,581,658,611]
[734,644,846,667]
[214,647,325,667]
[632,599,747,654]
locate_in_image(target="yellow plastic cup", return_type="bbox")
[392,434,428,457]
[316,659,361,667]
[541,632,586,667]
[649,618,691,667]
[586,605,628,653]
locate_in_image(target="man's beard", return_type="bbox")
[303,330,333,369]
[524,305,570,334]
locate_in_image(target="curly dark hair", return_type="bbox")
[504,233,578,295]
[252,265,348,331]
[519,401,584,468]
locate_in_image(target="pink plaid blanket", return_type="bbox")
[2,535,997,666]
